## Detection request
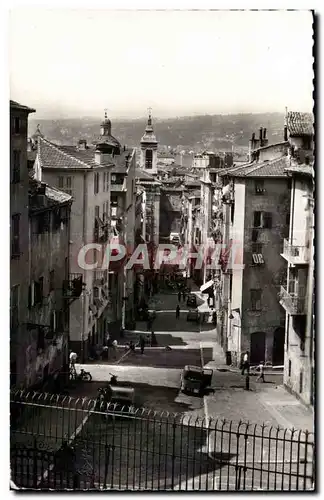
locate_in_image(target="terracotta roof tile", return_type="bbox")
[220,156,289,178]
[38,137,129,171]
[287,112,314,136]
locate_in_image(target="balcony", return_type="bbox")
[281,239,309,265]
[63,274,83,299]
[279,285,306,315]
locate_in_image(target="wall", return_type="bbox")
[42,165,113,354]
[289,177,312,247]
[227,181,245,361]
[283,175,314,406]
[10,106,34,385]
[23,201,71,389]
[241,177,289,364]
[258,142,288,162]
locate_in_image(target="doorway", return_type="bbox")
[272,327,285,365]
[250,331,266,364]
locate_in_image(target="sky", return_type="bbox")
[9,9,314,119]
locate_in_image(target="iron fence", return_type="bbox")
[10,390,315,491]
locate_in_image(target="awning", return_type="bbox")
[200,280,214,293]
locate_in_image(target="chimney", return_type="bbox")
[78,139,87,150]
[259,127,263,142]
[284,126,288,142]
[263,128,267,139]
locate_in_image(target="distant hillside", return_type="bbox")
[29,113,286,153]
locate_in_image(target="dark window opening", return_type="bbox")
[35,277,44,305]
[10,285,20,332]
[94,173,100,194]
[11,214,20,257]
[250,289,262,311]
[288,359,292,377]
[145,149,153,169]
[37,328,45,350]
[263,212,272,229]
[252,242,262,253]
[251,228,259,242]
[36,211,50,234]
[14,117,20,134]
[299,371,303,393]
[253,211,261,228]
[12,150,21,183]
[49,270,55,292]
[230,203,235,224]
[58,176,64,189]
[255,180,265,195]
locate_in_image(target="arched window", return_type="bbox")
[145,149,153,169]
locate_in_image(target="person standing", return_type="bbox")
[241,351,250,375]
[256,361,265,382]
[176,304,180,319]
[178,291,182,302]
[69,351,77,379]
[140,335,145,355]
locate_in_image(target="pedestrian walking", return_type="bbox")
[140,335,145,354]
[178,291,182,302]
[256,361,265,382]
[182,290,186,301]
[241,351,250,375]
[176,304,180,319]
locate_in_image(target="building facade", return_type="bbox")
[279,112,314,405]
[217,128,292,367]
[37,114,136,356]
[25,180,74,389]
[10,100,35,386]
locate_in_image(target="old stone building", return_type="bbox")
[10,100,35,386]
[35,113,137,357]
[217,126,292,367]
[25,179,74,389]
[10,100,75,390]
[279,112,314,405]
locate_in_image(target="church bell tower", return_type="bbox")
[140,108,158,175]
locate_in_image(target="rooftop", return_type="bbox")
[10,100,35,113]
[287,111,314,137]
[29,179,72,212]
[219,155,289,178]
[37,137,129,172]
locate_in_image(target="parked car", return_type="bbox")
[187,309,200,323]
[186,294,197,307]
[180,365,213,395]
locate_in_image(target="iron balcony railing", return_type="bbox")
[10,390,314,491]
[279,285,306,315]
[63,274,83,299]
[282,239,309,265]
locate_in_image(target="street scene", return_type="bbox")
[9,9,315,493]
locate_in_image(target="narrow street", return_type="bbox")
[71,288,313,490]
[78,288,313,431]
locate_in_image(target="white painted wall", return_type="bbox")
[290,177,312,247]
[228,181,245,357]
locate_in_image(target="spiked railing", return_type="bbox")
[10,390,315,491]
